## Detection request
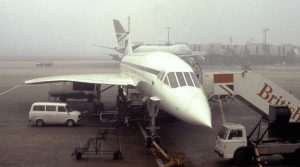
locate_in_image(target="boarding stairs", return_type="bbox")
[202,71,300,122]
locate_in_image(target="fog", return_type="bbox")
[1,0,300,57]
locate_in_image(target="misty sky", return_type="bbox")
[1,0,300,57]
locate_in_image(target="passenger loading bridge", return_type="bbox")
[202,71,300,122]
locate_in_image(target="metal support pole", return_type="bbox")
[95,84,102,115]
[262,28,269,55]
[166,26,172,46]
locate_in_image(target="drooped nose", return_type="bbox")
[185,93,212,128]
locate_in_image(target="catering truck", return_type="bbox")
[215,105,300,165]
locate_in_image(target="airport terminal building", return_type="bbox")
[187,42,300,65]
[188,43,296,56]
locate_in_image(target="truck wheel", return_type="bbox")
[233,147,253,166]
[75,152,82,160]
[66,120,75,127]
[36,119,44,127]
[113,150,123,160]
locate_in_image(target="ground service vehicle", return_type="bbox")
[49,82,96,102]
[215,105,300,165]
[29,102,81,127]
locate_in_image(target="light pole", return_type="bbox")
[262,28,269,55]
[166,26,172,45]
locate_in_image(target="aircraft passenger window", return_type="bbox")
[33,105,45,111]
[184,72,194,86]
[46,106,56,112]
[176,72,187,86]
[164,76,170,86]
[167,72,179,88]
[190,72,201,88]
[58,106,66,112]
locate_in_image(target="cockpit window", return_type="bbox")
[159,72,165,81]
[190,72,201,88]
[184,72,194,86]
[176,72,187,86]
[165,72,201,88]
[168,72,179,88]
[157,71,165,81]
[157,71,162,79]
[164,76,170,86]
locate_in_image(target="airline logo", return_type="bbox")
[257,82,300,121]
[214,74,234,95]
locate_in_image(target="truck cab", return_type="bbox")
[215,123,247,158]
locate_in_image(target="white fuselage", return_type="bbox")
[134,44,192,56]
[120,51,211,127]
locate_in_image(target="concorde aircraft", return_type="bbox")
[25,18,211,138]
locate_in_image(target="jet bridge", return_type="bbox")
[202,71,300,122]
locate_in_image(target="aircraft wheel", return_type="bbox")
[145,137,152,148]
[154,136,160,144]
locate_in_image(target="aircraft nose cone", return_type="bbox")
[186,94,212,128]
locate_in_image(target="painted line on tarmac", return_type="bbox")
[0,85,20,96]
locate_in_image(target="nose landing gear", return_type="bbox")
[144,97,161,147]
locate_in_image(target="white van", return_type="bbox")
[29,102,81,127]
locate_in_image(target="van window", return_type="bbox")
[33,105,45,111]
[46,106,56,112]
[58,106,66,112]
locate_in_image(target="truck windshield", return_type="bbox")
[218,127,228,139]
[65,105,72,112]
